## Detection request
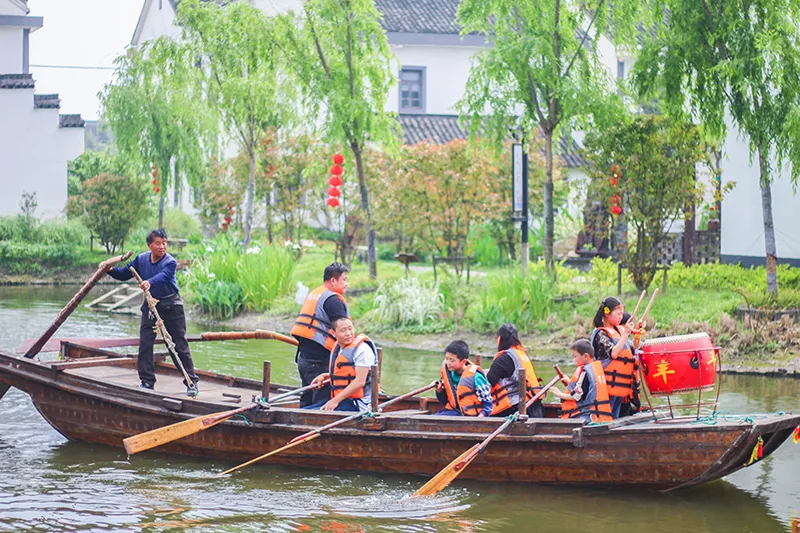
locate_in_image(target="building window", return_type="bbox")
[399,67,425,113]
[617,60,625,80]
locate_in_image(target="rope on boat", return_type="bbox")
[691,411,785,426]
[232,414,252,426]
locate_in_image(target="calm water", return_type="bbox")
[1,286,799,532]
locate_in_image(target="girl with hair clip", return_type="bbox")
[590,297,637,418]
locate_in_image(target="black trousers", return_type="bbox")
[493,400,544,419]
[138,298,198,387]
[296,352,331,407]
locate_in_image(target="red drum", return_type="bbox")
[640,333,717,395]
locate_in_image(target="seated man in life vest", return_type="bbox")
[309,317,376,413]
[551,339,613,424]
[435,340,493,417]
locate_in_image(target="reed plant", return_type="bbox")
[373,277,444,327]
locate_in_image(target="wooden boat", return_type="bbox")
[1,341,798,492]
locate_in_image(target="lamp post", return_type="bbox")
[512,133,529,275]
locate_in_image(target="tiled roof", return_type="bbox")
[374,0,463,34]
[59,114,85,128]
[398,114,586,168]
[34,94,60,109]
[0,74,34,89]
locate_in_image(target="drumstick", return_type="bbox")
[629,290,647,323]
[638,288,659,327]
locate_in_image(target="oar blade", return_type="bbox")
[123,410,238,455]
[218,434,319,477]
[412,443,481,497]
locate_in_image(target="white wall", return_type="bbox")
[388,45,481,115]
[0,0,28,16]
[720,128,800,262]
[0,89,84,218]
[133,0,179,45]
[0,26,23,72]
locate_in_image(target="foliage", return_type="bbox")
[633,0,800,294]
[373,277,445,327]
[0,242,81,274]
[0,216,88,246]
[100,36,216,227]
[373,139,503,261]
[74,174,150,253]
[467,263,556,333]
[457,0,646,274]
[178,0,292,248]
[67,152,134,196]
[184,236,296,317]
[282,0,401,278]
[128,208,202,244]
[583,116,708,290]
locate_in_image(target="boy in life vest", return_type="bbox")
[435,340,493,417]
[309,317,376,413]
[486,323,543,418]
[590,297,639,418]
[551,339,613,424]
[291,262,350,407]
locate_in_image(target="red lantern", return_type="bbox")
[328,176,343,187]
[611,205,623,215]
[154,187,160,194]
[328,187,341,197]
[610,177,617,187]
[151,165,158,179]
[152,178,157,185]
[333,153,344,165]
[327,197,340,208]
[330,165,344,176]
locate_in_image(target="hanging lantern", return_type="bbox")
[333,153,344,165]
[151,164,158,179]
[611,205,623,215]
[329,175,343,187]
[327,197,340,208]
[154,187,160,194]
[330,165,344,176]
[328,187,341,197]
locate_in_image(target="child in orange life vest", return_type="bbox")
[308,317,376,413]
[590,297,642,418]
[486,323,543,418]
[551,339,613,423]
[435,340,493,417]
[619,311,643,417]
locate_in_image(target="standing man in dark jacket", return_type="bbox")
[290,262,350,407]
[104,229,199,395]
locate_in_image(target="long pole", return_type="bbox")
[521,137,529,275]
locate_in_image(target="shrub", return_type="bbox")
[129,208,203,244]
[467,263,556,333]
[76,174,150,253]
[0,242,80,274]
[191,280,245,319]
[373,277,444,327]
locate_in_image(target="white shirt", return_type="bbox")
[352,343,376,412]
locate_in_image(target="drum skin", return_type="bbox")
[640,333,717,395]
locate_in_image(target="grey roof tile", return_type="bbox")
[375,0,463,34]
[398,114,585,168]
[0,74,34,89]
[59,114,85,128]
[34,93,60,109]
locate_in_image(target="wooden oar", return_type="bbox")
[129,266,196,395]
[638,288,659,327]
[0,251,133,401]
[629,290,647,323]
[123,380,328,455]
[412,366,565,497]
[218,380,440,477]
[15,329,298,355]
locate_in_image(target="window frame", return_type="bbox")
[398,66,426,114]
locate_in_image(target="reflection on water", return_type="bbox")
[0,286,798,532]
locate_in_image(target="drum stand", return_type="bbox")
[640,346,723,423]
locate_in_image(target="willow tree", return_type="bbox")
[177,0,292,249]
[282,0,399,279]
[633,1,800,294]
[100,38,214,229]
[457,0,645,275]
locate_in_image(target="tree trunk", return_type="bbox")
[265,192,273,244]
[543,131,555,276]
[243,147,257,249]
[352,143,377,279]
[683,169,697,266]
[173,159,182,210]
[158,194,165,230]
[757,144,778,294]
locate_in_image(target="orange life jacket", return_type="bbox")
[490,346,540,415]
[441,360,485,416]
[559,361,613,423]
[593,326,635,398]
[329,334,375,400]
[291,286,349,351]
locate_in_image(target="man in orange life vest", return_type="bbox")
[290,263,350,407]
[435,340,493,417]
[551,339,613,424]
[309,317,376,412]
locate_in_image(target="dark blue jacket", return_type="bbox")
[108,252,180,299]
